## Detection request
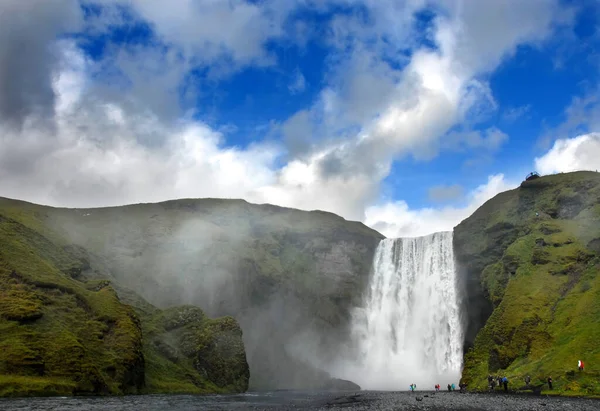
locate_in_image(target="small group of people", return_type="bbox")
[488,374,555,391]
[486,359,584,393]
[527,375,554,390]
[432,384,451,391]
[411,383,461,392]
[487,375,509,391]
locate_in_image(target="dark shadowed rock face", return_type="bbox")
[151,306,250,392]
[453,171,600,395]
[191,316,250,392]
[9,198,383,390]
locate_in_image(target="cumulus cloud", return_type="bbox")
[102,0,290,69]
[281,0,567,173]
[0,0,577,237]
[535,133,600,175]
[0,53,280,208]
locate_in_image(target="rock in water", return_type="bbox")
[191,316,250,392]
[158,306,250,392]
[323,378,361,391]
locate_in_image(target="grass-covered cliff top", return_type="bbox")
[0,203,249,397]
[456,171,600,396]
[0,195,384,311]
[0,197,382,241]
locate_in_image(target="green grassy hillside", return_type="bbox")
[455,171,600,396]
[0,206,249,397]
[0,197,382,390]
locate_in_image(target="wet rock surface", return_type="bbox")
[3,391,600,410]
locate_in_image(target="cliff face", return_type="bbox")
[0,204,249,397]
[0,197,383,390]
[454,171,600,395]
[138,304,250,394]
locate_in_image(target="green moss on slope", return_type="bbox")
[0,213,144,397]
[0,206,249,397]
[456,171,600,396]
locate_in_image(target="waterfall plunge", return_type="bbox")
[345,232,463,390]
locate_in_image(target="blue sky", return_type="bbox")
[1,0,600,237]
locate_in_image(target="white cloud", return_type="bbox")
[102,0,289,68]
[0,0,578,240]
[281,0,567,169]
[364,174,518,238]
[0,42,280,208]
[535,133,600,174]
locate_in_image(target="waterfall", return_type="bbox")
[345,231,463,390]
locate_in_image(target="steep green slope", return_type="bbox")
[0,206,249,397]
[1,198,382,390]
[455,171,600,396]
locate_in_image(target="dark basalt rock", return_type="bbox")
[323,378,361,391]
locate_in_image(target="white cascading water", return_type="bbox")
[345,231,463,390]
